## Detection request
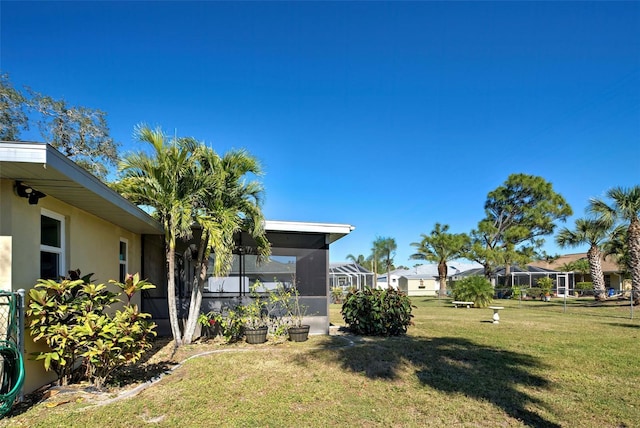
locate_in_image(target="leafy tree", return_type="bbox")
[589,186,640,305]
[181,147,270,344]
[0,72,118,180]
[467,174,572,283]
[410,223,470,297]
[556,218,614,301]
[373,237,396,289]
[114,125,210,346]
[0,73,30,140]
[32,92,118,179]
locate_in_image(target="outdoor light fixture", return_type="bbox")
[15,181,46,205]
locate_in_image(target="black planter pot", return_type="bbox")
[288,325,310,342]
[245,326,268,344]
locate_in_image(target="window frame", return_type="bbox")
[40,209,65,280]
[119,238,129,282]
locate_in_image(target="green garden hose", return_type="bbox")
[0,340,24,417]
[0,292,24,417]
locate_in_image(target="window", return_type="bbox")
[119,239,128,282]
[40,209,65,280]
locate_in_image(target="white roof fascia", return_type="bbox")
[264,220,354,244]
[0,142,163,234]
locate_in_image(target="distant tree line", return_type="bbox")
[352,174,639,305]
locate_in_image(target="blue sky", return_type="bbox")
[2,1,639,266]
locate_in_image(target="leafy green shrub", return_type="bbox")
[526,287,543,299]
[511,286,521,299]
[341,288,413,336]
[451,276,493,308]
[198,310,244,343]
[27,271,157,388]
[576,282,594,296]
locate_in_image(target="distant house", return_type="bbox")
[380,263,482,296]
[529,253,628,291]
[329,262,375,291]
[450,253,628,296]
[0,141,354,394]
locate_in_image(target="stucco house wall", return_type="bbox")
[0,179,149,393]
[0,142,164,394]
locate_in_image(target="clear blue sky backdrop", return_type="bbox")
[2,1,639,266]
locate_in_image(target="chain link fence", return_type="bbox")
[490,286,638,319]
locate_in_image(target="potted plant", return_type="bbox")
[197,311,220,339]
[286,283,310,342]
[537,277,554,302]
[242,281,269,344]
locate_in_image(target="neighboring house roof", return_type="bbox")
[529,252,622,273]
[381,262,483,280]
[453,264,558,278]
[0,142,163,234]
[330,262,373,275]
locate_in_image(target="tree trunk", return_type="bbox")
[504,263,512,289]
[587,245,607,301]
[438,261,447,297]
[627,218,640,305]
[166,239,183,347]
[183,234,209,344]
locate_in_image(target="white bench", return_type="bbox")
[489,306,504,324]
[452,301,474,308]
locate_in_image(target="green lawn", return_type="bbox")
[4,297,639,427]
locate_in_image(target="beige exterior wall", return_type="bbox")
[398,276,439,296]
[0,179,145,393]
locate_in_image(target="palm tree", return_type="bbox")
[372,237,396,289]
[602,226,630,279]
[346,253,373,273]
[181,147,270,344]
[589,186,640,305]
[556,218,614,301]
[559,258,590,283]
[410,223,470,297]
[115,125,211,346]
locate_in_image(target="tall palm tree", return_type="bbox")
[182,147,270,343]
[410,223,470,297]
[589,186,640,305]
[556,218,614,301]
[372,237,396,289]
[115,125,211,346]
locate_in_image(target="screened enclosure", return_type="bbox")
[142,221,353,335]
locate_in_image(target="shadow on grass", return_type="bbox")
[7,337,176,418]
[607,322,640,329]
[319,335,559,428]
